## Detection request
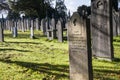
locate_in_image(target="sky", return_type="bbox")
[64,0,90,14]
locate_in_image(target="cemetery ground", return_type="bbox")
[0,30,119,80]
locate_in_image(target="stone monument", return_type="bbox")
[91,0,114,60]
[68,12,93,80]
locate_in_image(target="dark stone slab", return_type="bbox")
[0,20,4,42]
[68,12,93,80]
[91,0,114,60]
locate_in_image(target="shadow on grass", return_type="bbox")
[114,43,120,47]
[5,41,42,45]
[114,58,120,62]
[93,66,120,80]
[4,33,46,39]
[0,48,32,52]
[113,39,120,42]
[0,59,69,79]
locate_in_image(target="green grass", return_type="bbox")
[0,30,120,80]
[93,36,120,80]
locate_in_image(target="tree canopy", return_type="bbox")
[8,0,55,19]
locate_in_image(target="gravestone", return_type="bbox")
[118,13,120,35]
[17,19,20,31]
[51,18,57,39]
[41,19,46,35]
[91,0,114,60]
[46,18,53,40]
[24,19,27,31]
[0,20,4,42]
[12,19,18,37]
[22,18,25,32]
[8,20,12,31]
[68,12,93,80]
[26,19,29,31]
[35,18,39,30]
[112,10,119,36]
[65,21,70,39]
[57,19,63,42]
[30,19,34,39]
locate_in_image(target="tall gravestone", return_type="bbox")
[68,12,93,80]
[0,20,4,42]
[12,19,18,38]
[30,19,34,39]
[118,11,120,35]
[57,19,63,42]
[46,18,52,40]
[91,0,114,60]
[112,10,119,36]
[41,19,46,35]
[22,18,25,32]
[26,19,29,31]
[51,18,57,39]
[35,18,39,30]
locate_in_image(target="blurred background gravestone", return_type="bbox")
[91,0,114,61]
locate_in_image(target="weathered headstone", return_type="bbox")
[12,19,18,37]
[30,19,34,39]
[65,21,70,39]
[68,12,93,80]
[91,0,114,60]
[24,19,27,31]
[112,10,119,36]
[35,18,39,30]
[8,20,12,31]
[22,18,25,32]
[46,18,53,40]
[57,19,63,42]
[0,20,4,42]
[118,11,120,35]
[26,19,29,31]
[41,19,46,35]
[51,18,57,39]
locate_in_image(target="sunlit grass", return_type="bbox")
[93,36,120,80]
[0,30,69,80]
[0,30,120,80]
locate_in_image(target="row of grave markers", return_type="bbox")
[40,17,67,42]
[0,17,68,42]
[2,18,40,32]
[0,0,120,79]
[0,13,120,42]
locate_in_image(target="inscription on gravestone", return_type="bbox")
[68,12,93,80]
[91,0,113,60]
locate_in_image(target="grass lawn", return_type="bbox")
[0,30,120,80]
